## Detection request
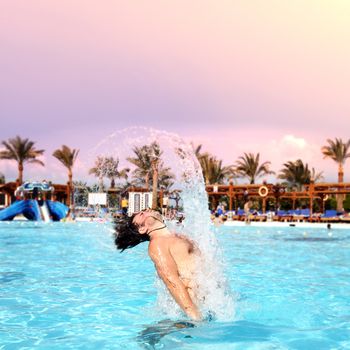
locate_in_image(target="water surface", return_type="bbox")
[1,222,350,349]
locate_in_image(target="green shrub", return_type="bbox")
[343,195,350,211]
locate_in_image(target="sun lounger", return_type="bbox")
[300,209,310,217]
[320,210,340,223]
[252,214,267,222]
[276,210,293,222]
[291,209,310,222]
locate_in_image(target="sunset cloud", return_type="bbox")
[187,130,337,182]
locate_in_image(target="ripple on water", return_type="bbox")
[0,271,26,283]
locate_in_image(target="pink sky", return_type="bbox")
[1,1,350,183]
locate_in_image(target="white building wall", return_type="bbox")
[128,192,153,215]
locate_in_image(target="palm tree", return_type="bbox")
[154,164,175,191]
[321,138,350,182]
[193,143,209,166]
[191,144,237,185]
[322,138,350,211]
[52,145,79,188]
[192,143,204,159]
[0,136,44,184]
[310,168,324,183]
[53,145,79,207]
[103,156,129,188]
[89,156,108,191]
[148,142,162,209]
[127,145,152,189]
[278,159,317,191]
[199,153,233,185]
[235,153,274,184]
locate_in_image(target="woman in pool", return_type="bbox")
[114,209,202,321]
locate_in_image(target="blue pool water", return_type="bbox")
[1,222,350,349]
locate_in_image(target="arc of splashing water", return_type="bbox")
[89,127,234,320]
[90,126,218,253]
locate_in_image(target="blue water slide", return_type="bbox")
[46,200,69,221]
[0,200,42,221]
[23,200,42,221]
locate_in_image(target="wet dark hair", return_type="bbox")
[114,214,150,251]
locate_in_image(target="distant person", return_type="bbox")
[162,196,169,216]
[121,197,129,215]
[244,199,253,224]
[216,204,223,216]
[165,207,174,220]
[243,189,249,202]
[62,208,75,223]
[212,213,223,227]
[114,209,202,321]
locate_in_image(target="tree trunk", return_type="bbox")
[175,197,180,211]
[145,173,149,190]
[338,163,344,183]
[68,169,73,187]
[99,176,104,192]
[151,161,158,209]
[337,163,344,212]
[18,162,23,185]
[68,169,73,208]
[66,181,71,207]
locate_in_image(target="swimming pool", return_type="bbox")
[1,222,350,349]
